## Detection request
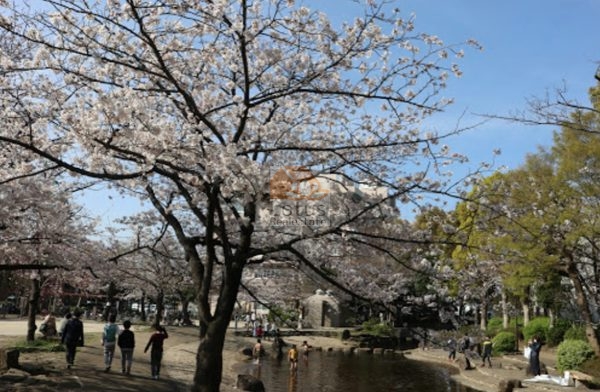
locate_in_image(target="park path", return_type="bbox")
[0,318,195,391]
[405,346,586,392]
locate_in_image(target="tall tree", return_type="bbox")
[0,1,480,390]
[478,82,600,353]
[0,147,94,340]
[502,83,600,353]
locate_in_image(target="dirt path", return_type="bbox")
[1,325,193,391]
[0,318,258,392]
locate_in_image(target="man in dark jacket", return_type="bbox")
[61,310,84,369]
[118,320,135,375]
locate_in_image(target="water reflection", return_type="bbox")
[288,371,297,392]
[243,351,480,392]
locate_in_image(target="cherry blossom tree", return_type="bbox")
[108,223,193,328]
[0,146,95,340]
[0,1,480,389]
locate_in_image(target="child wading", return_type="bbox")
[288,344,298,371]
[301,340,310,364]
[144,326,168,380]
[102,314,120,372]
[118,320,135,375]
[253,338,263,364]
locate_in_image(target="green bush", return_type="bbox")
[486,317,504,336]
[523,317,549,343]
[360,318,395,337]
[267,305,298,325]
[564,325,587,341]
[556,339,595,372]
[492,331,516,354]
[546,319,571,347]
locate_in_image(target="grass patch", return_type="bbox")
[10,338,64,353]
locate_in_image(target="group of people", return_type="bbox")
[243,314,279,340]
[446,333,544,376]
[446,334,493,369]
[55,310,169,380]
[252,337,311,372]
[287,341,310,371]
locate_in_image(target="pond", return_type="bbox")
[238,351,481,392]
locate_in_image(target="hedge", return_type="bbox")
[523,317,549,343]
[556,339,595,372]
[492,331,516,354]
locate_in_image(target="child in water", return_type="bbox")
[288,344,299,371]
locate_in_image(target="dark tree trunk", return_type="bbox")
[27,277,41,342]
[141,293,147,322]
[181,297,192,325]
[190,252,245,392]
[567,261,600,355]
[192,321,228,392]
[479,299,488,331]
[152,290,164,329]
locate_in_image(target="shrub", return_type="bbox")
[556,339,595,372]
[564,325,587,341]
[523,317,549,343]
[486,317,504,336]
[492,331,516,354]
[546,319,571,347]
[360,318,395,337]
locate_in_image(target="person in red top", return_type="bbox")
[144,325,168,380]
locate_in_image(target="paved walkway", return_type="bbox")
[406,347,589,392]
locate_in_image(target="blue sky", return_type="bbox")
[384,0,599,171]
[78,0,600,228]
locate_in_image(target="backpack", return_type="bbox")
[104,324,118,343]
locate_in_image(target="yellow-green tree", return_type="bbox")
[491,83,600,354]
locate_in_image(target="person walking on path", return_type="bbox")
[61,309,84,369]
[460,334,472,369]
[101,313,120,372]
[288,344,299,371]
[117,320,135,375]
[529,335,544,376]
[481,336,493,368]
[144,325,169,380]
[447,337,457,362]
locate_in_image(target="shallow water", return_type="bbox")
[239,351,480,392]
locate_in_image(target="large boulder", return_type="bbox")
[236,374,265,392]
[498,379,521,392]
[0,368,29,383]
